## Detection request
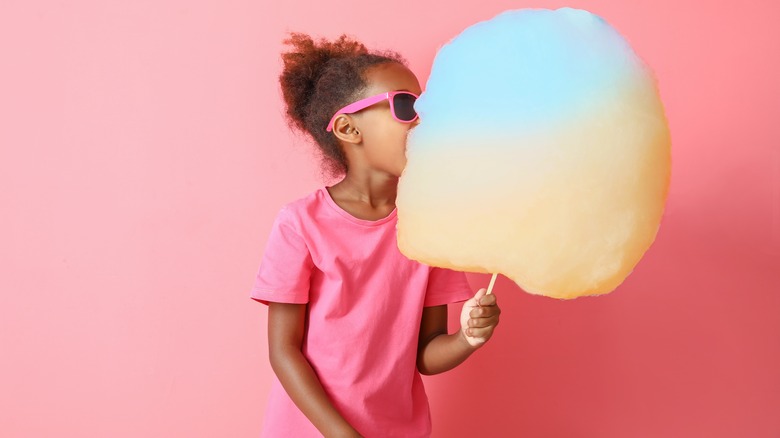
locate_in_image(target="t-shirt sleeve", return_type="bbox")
[249,206,314,306]
[423,267,473,307]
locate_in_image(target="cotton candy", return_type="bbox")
[396,8,671,299]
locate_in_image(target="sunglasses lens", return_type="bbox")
[392,93,417,122]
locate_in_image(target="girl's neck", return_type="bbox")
[330,171,398,208]
[326,171,398,221]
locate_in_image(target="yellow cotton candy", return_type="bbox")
[396,8,671,299]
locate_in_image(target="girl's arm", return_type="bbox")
[416,288,500,375]
[268,302,361,437]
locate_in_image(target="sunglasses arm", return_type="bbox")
[325,92,390,132]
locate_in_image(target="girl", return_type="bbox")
[250,33,501,437]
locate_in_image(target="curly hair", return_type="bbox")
[279,32,407,177]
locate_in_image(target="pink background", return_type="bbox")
[1,1,778,437]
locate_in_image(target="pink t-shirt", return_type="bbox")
[250,187,472,437]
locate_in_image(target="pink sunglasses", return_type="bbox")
[325,90,419,132]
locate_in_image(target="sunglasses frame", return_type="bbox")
[325,90,419,132]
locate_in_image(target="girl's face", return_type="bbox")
[351,62,422,178]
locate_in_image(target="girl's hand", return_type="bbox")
[459,288,501,348]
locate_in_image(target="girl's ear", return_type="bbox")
[332,115,362,145]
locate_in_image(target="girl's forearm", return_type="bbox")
[270,346,360,437]
[417,329,478,375]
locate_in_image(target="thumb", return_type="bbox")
[473,287,488,307]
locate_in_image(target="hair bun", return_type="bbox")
[277,32,406,177]
[280,33,369,133]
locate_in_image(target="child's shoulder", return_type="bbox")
[274,186,327,224]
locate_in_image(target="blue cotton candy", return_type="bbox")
[397,8,671,299]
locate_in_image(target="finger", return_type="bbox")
[465,326,494,339]
[473,288,487,306]
[470,305,500,318]
[468,315,500,328]
[466,315,498,327]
